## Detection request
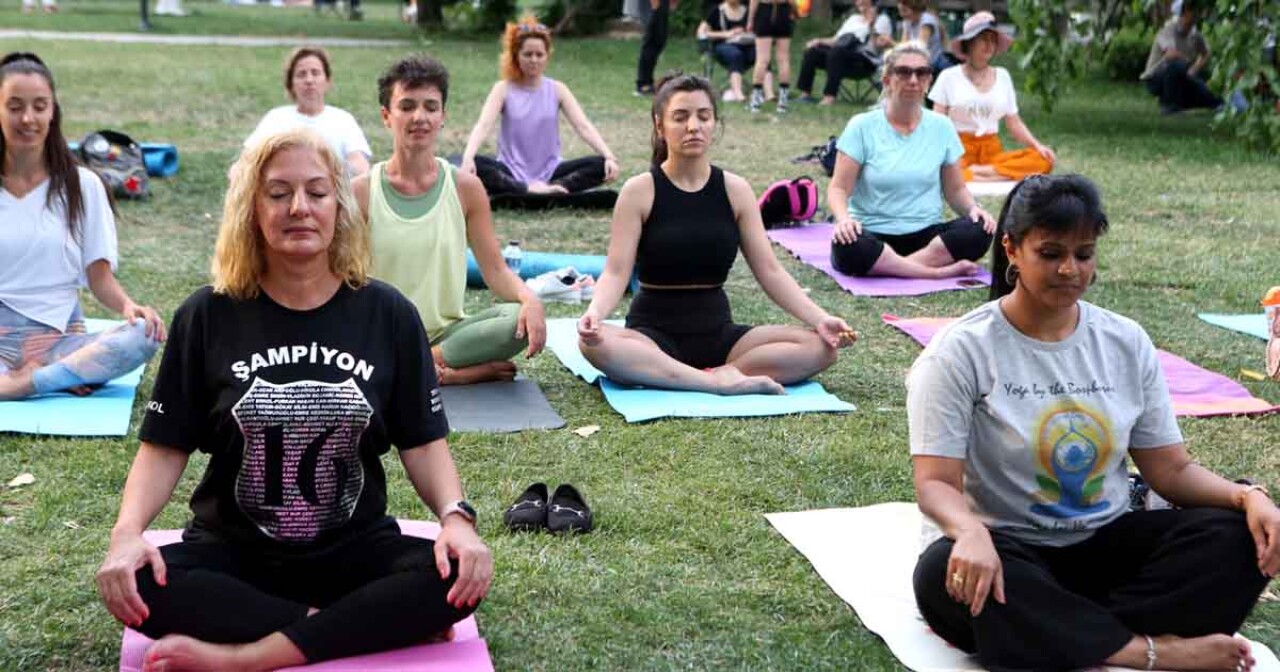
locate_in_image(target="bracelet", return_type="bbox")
[1144,634,1156,671]
[1235,483,1271,511]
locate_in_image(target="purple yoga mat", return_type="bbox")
[883,314,1280,419]
[118,521,494,672]
[767,224,992,297]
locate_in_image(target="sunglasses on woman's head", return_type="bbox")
[517,23,549,33]
[891,66,932,80]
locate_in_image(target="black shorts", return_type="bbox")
[753,2,794,39]
[830,215,993,277]
[625,287,753,370]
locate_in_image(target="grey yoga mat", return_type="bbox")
[440,377,566,433]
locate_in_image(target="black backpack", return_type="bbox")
[78,130,150,200]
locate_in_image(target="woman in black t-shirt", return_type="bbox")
[95,128,492,670]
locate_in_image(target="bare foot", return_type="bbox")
[818,96,836,106]
[968,165,1005,181]
[144,635,247,672]
[1153,634,1253,671]
[932,260,983,279]
[426,626,456,644]
[0,372,35,401]
[526,181,568,195]
[708,365,785,396]
[437,360,517,385]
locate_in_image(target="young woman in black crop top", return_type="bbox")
[576,74,854,395]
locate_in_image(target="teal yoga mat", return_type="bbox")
[465,250,637,292]
[0,319,148,436]
[1198,313,1269,341]
[544,318,855,422]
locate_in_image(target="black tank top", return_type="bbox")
[636,166,740,286]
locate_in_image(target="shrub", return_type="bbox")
[1102,26,1153,82]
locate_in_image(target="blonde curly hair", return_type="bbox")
[213,128,369,299]
[500,16,552,82]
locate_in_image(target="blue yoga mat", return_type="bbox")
[0,319,148,436]
[66,141,179,178]
[1198,313,1269,341]
[465,250,637,292]
[544,318,855,422]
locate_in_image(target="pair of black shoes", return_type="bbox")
[503,483,593,533]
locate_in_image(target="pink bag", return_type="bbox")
[758,176,818,229]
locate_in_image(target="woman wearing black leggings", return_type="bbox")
[95,129,492,670]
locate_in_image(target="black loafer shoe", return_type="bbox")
[547,484,593,534]
[503,482,549,532]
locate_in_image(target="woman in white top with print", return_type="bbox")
[928,12,1054,182]
[909,174,1278,672]
[0,52,163,401]
[244,47,372,178]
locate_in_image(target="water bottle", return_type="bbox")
[502,240,523,274]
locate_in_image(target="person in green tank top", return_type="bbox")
[354,56,546,385]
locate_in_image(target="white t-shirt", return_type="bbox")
[907,300,1183,547]
[928,66,1019,136]
[0,166,119,331]
[244,105,372,175]
[835,12,892,43]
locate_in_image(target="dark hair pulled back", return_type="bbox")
[650,72,718,167]
[989,174,1109,299]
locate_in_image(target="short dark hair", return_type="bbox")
[284,47,332,100]
[989,174,1110,299]
[377,55,449,109]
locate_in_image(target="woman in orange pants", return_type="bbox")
[928,12,1054,182]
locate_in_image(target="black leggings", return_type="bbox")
[473,155,606,196]
[914,508,1269,672]
[797,43,877,98]
[134,521,475,664]
[830,215,991,277]
[635,0,669,89]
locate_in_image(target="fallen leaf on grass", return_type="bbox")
[63,520,82,530]
[6,473,34,488]
[572,425,601,438]
[1261,588,1279,603]
[2,517,14,526]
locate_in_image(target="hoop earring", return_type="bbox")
[1004,263,1019,286]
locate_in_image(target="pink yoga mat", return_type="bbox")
[883,314,1280,419]
[118,520,494,672]
[767,224,992,297]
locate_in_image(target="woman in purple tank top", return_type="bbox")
[460,19,620,197]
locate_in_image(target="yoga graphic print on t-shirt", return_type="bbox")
[232,378,374,542]
[1030,402,1114,519]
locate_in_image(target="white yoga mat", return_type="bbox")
[766,503,1280,672]
[966,181,1018,198]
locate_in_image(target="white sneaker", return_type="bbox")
[526,267,584,304]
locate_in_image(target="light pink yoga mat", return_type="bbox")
[883,314,1280,419]
[767,224,991,297]
[118,520,494,672]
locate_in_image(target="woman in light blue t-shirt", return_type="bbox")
[908,174,1279,672]
[825,43,994,279]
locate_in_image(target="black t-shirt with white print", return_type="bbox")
[141,280,448,555]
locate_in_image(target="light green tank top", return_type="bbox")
[369,159,467,342]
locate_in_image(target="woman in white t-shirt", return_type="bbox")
[0,52,164,401]
[928,12,1054,182]
[244,47,372,178]
[908,174,1278,672]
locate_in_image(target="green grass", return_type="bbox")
[1,21,1279,672]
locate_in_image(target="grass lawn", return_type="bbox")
[1,13,1279,671]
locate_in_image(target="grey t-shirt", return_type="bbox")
[902,11,944,62]
[907,300,1183,547]
[1140,17,1209,80]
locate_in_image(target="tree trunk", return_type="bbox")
[417,0,443,28]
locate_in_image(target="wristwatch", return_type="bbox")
[441,500,478,527]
